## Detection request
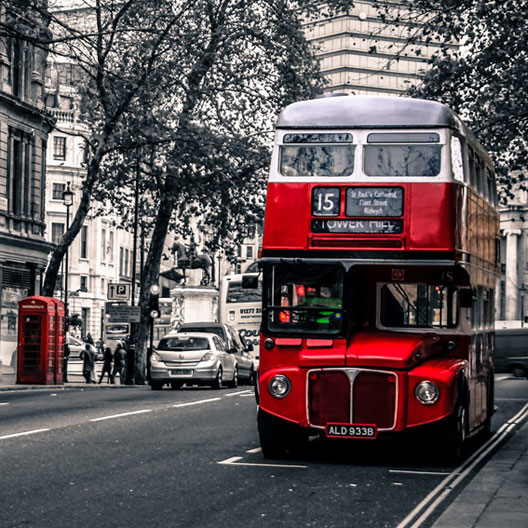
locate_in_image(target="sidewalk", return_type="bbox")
[0,370,142,390]
[432,420,528,528]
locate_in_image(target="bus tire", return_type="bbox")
[227,366,238,388]
[481,372,494,439]
[442,396,469,464]
[258,408,288,458]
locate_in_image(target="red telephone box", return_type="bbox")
[17,297,65,385]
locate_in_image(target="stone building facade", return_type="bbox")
[0,3,55,372]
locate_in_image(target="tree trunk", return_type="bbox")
[133,191,175,384]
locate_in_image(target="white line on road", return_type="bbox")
[225,390,252,397]
[0,402,9,406]
[495,375,511,381]
[389,469,452,476]
[397,402,528,528]
[0,428,50,440]
[218,456,307,469]
[246,447,262,453]
[90,409,152,422]
[173,397,221,408]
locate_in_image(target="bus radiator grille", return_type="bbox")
[308,369,396,429]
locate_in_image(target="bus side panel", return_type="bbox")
[263,183,310,250]
[408,183,458,252]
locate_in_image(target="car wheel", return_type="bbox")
[227,366,238,388]
[512,366,527,378]
[170,381,182,390]
[212,367,223,389]
[150,380,164,390]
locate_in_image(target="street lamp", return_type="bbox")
[62,182,74,329]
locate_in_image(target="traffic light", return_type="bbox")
[148,284,160,319]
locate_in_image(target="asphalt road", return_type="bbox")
[0,375,526,528]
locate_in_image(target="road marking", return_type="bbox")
[495,375,510,381]
[173,397,221,408]
[397,402,528,528]
[90,409,152,422]
[390,469,452,476]
[0,428,50,440]
[225,390,252,397]
[246,447,262,453]
[218,456,307,469]
[0,402,9,406]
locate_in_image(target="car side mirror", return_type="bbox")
[242,274,258,289]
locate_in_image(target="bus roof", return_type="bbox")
[277,95,466,133]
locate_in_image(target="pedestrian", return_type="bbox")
[98,346,114,384]
[112,342,127,384]
[80,343,96,384]
[85,333,94,345]
[63,342,70,383]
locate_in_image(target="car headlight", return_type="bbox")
[415,380,440,405]
[269,374,291,399]
[200,352,215,362]
[150,351,162,365]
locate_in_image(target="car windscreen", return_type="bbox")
[157,337,210,351]
[180,326,224,339]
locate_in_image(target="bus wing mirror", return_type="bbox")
[459,289,473,308]
[242,275,258,289]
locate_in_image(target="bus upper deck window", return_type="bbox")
[280,133,355,177]
[364,132,441,177]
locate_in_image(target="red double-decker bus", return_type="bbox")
[254,95,499,462]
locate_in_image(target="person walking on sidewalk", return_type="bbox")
[80,343,96,384]
[112,342,127,384]
[63,342,70,383]
[98,346,114,384]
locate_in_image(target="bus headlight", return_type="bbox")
[415,381,440,405]
[269,375,291,398]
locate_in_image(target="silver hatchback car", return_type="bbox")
[149,332,238,390]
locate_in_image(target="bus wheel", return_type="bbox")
[212,367,223,389]
[227,367,238,388]
[170,381,182,390]
[150,380,164,391]
[258,408,288,458]
[442,401,468,464]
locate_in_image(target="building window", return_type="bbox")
[7,127,31,217]
[52,182,66,200]
[108,231,114,264]
[51,222,64,245]
[246,246,254,259]
[125,248,130,277]
[119,247,124,276]
[101,228,106,263]
[80,275,88,292]
[53,136,66,160]
[80,225,88,259]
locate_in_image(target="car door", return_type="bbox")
[213,335,235,377]
[227,325,252,377]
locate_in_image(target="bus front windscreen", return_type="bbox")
[267,264,344,334]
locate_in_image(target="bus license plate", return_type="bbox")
[325,423,377,439]
[170,369,193,376]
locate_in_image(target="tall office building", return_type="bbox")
[304,1,455,96]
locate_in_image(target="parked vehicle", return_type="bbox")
[495,328,528,377]
[66,335,99,360]
[177,322,255,384]
[149,332,238,390]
